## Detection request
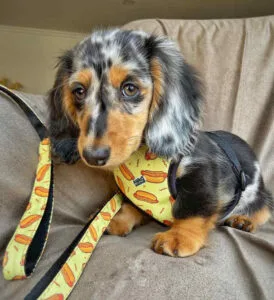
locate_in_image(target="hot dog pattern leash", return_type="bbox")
[1,85,123,299]
[25,193,123,300]
[3,138,53,282]
[2,134,123,299]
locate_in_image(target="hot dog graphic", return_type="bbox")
[61,263,75,287]
[116,176,125,194]
[145,150,157,160]
[78,242,94,253]
[141,170,167,183]
[133,190,159,203]
[119,164,135,180]
[15,234,32,245]
[89,224,98,242]
[35,186,49,197]
[36,164,50,181]
[20,215,41,228]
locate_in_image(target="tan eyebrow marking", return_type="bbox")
[149,58,164,117]
[74,69,92,88]
[109,65,129,88]
[63,78,77,123]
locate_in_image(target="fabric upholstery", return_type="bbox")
[124,17,274,192]
[0,15,273,300]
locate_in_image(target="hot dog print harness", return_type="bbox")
[114,146,179,226]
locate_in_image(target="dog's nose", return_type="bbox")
[82,146,110,166]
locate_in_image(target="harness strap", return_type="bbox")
[206,131,247,222]
[168,158,181,200]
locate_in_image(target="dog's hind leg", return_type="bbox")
[224,205,271,232]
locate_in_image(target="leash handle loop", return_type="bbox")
[3,139,53,280]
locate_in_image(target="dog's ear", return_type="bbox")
[145,36,203,159]
[48,50,80,164]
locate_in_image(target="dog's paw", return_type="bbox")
[106,203,146,237]
[106,218,133,237]
[224,215,255,232]
[151,229,204,257]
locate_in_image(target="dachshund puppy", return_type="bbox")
[48,29,272,257]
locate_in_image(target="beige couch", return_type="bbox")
[1,16,273,299]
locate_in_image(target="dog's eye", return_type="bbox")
[72,85,86,101]
[121,83,139,98]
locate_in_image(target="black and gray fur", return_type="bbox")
[49,30,201,162]
[173,131,273,221]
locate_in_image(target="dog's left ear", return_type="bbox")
[145,36,203,159]
[48,50,80,164]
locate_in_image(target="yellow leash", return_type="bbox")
[1,86,123,299]
[3,138,52,281]
[2,136,123,299]
[38,194,122,300]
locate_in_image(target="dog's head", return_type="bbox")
[49,29,202,168]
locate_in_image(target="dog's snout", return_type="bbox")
[83,146,110,166]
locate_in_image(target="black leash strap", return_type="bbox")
[206,131,247,222]
[0,85,48,140]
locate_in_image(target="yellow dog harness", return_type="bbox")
[114,145,178,226]
[1,86,178,299]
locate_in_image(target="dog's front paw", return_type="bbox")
[105,203,145,237]
[151,229,204,257]
[106,218,133,237]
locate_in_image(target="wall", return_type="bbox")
[1,0,274,32]
[0,25,87,95]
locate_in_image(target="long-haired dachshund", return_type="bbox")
[49,29,272,257]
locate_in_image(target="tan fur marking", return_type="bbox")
[107,203,148,236]
[75,69,92,88]
[152,215,218,257]
[250,206,271,225]
[63,80,77,123]
[89,109,148,168]
[77,111,93,158]
[62,69,92,123]
[109,65,129,88]
[150,58,164,119]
